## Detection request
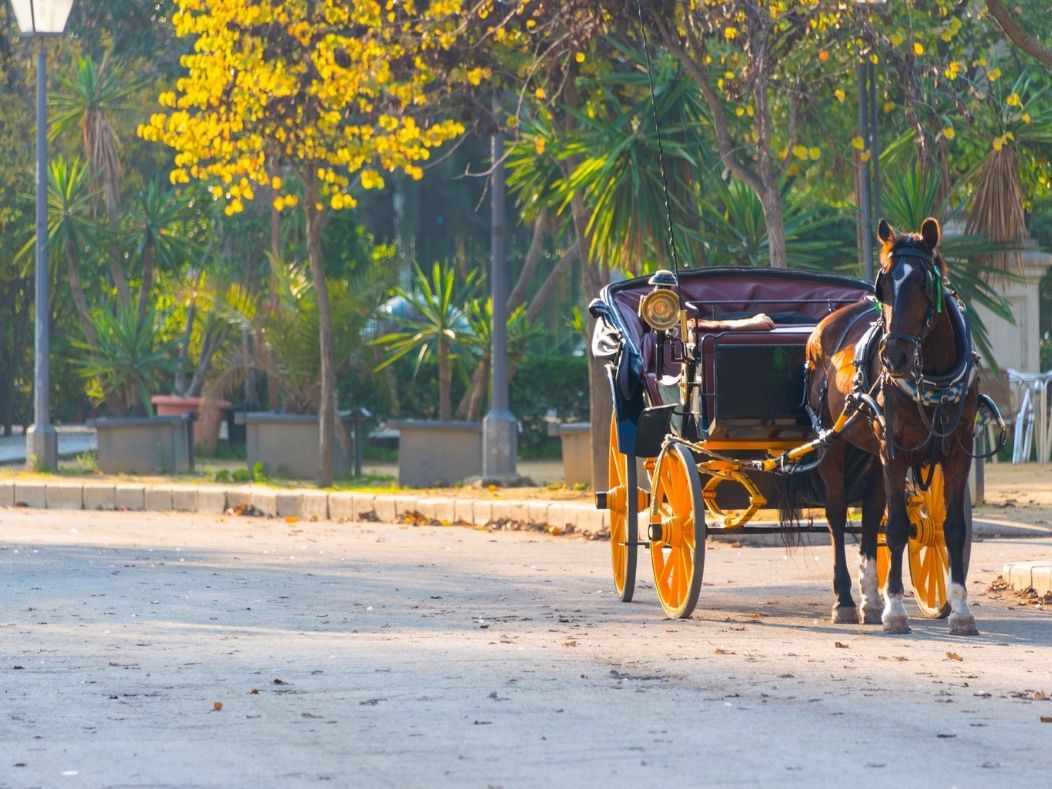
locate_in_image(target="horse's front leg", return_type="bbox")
[881,460,911,634]
[858,466,886,625]
[943,455,979,636]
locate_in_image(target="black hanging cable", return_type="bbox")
[634,0,683,290]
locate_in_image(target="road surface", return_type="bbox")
[2,508,1051,788]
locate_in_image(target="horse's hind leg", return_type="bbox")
[819,446,857,623]
[858,466,885,625]
[943,453,978,636]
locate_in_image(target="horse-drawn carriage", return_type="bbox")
[589,219,1004,634]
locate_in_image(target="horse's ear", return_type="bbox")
[877,218,894,243]
[921,217,941,248]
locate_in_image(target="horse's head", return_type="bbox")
[874,217,948,379]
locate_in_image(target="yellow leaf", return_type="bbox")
[943,127,955,140]
[851,135,865,150]
[834,88,845,103]
[808,147,821,161]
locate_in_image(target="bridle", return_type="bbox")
[874,243,943,378]
[870,242,987,461]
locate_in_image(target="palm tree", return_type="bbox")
[50,55,139,306]
[16,156,102,350]
[124,177,200,325]
[372,262,480,421]
[73,301,182,417]
[965,72,1052,273]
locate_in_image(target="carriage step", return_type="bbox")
[619,541,650,547]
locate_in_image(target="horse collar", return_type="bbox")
[882,294,977,407]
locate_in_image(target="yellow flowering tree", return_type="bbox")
[140,0,469,484]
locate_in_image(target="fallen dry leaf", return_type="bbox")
[946,652,963,662]
[714,647,735,655]
[285,516,300,524]
[212,701,223,712]
[834,642,849,649]
[1041,716,1052,723]
[248,688,260,695]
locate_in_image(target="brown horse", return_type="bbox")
[805,217,979,635]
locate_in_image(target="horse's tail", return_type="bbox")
[775,469,813,549]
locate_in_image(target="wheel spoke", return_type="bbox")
[658,547,675,587]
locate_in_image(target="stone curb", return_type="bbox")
[4,482,1049,547]
[1002,561,1052,596]
[0,481,609,536]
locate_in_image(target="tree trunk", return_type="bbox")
[438,334,452,420]
[137,236,155,327]
[304,175,337,486]
[455,355,490,421]
[568,190,611,491]
[760,183,787,269]
[65,238,99,349]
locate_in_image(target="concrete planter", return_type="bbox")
[553,422,591,487]
[95,415,195,474]
[151,395,232,450]
[394,420,482,487]
[245,412,355,479]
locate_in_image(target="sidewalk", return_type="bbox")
[0,426,96,465]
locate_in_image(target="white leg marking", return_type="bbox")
[948,582,979,635]
[882,592,910,633]
[858,556,882,624]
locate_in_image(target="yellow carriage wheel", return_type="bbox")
[607,414,638,602]
[905,464,971,619]
[876,530,889,592]
[649,443,706,619]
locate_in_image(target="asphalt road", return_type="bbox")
[2,508,1051,788]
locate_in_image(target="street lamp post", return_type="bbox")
[482,116,517,482]
[9,0,75,471]
[854,0,886,282]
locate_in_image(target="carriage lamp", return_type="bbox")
[639,269,681,332]
[10,0,77,471]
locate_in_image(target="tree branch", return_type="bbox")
[986,0,1052,68]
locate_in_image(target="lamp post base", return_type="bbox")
[482,409,517,482]
[26,424,58,471]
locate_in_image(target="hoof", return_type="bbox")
[861,606,882,625]
[832,606,858,624]
[882,615,911,634]
[949,613,979,636]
